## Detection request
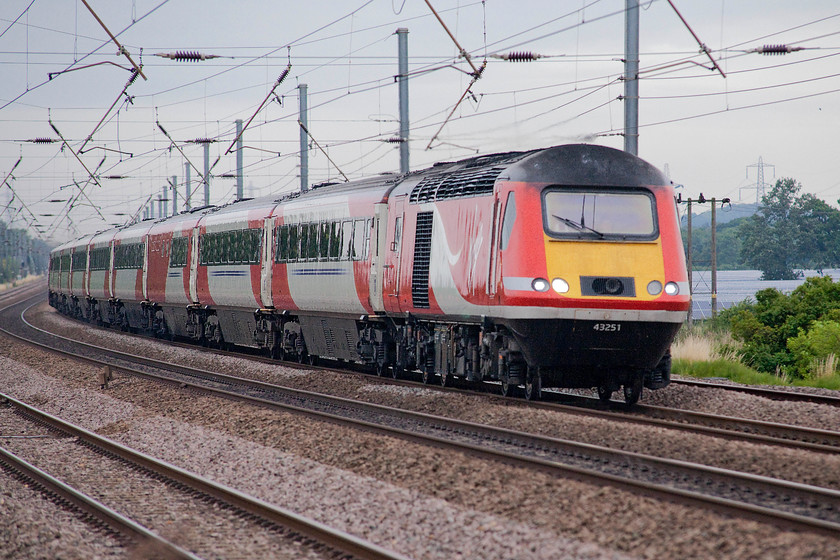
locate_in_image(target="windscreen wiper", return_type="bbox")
[552,214,604,238]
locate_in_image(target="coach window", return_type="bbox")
[307,223,319,260]
[363,218,373,260]
[319,221,331,259]
[289,224,300,262]
[298,223,308,261]
[330,221,341,260]
[340,221,353,260]
[275,225,287,263]
[351,219,365,261]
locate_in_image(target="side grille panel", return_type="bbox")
[411,212,434,308]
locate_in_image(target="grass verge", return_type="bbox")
[673,358,840,390]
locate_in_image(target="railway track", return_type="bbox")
[7,294,840,536]
[0,443,201,560]
[669,377,840,407]
[15,292,840,456]
[0,392,408,560]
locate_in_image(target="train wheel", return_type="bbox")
[524,367,542,401]
[307,354,319,366]
[421,365,435,385]
[597,386,613,403]
[375,363,386,377]
[391,365,402,380]
[440,369,451,387]
[623,374,643,405]
[500,376,514,397]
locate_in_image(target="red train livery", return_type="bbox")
[49,144,689,403]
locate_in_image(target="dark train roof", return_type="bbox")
[503,144,670,187]
[286,144,669,205]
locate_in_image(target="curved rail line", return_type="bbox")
[0,443,201,559]
[0,393,409,560]
[7,297,840,536]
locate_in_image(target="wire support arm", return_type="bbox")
[425,64,485,150]
[79,0,147,81]
[225,63,291,155]
[665,0,726,78]
[297,121,349,183]
[423,0,483,78]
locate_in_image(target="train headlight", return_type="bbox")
[664,281,680,295]
[532,278,550,292]
[551,278,570,293]
[647,280,663,295]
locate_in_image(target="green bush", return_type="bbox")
[725,276,840,378]
[787,320,840,378]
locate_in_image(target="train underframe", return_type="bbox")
[50,293,674,404]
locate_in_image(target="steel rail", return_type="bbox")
[0,393,410,560]
[8,300,840,536]
[0,444,202,560]
[671,378,840,407]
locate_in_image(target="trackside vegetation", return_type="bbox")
[673,276,840,389]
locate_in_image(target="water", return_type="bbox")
[689,269,840,320]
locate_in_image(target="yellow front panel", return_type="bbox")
[544,237,664,301]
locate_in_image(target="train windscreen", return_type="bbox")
[542,188,657,240]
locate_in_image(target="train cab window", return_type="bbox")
[542,188,657,241]
[500,192,516,251]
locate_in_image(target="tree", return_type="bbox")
[725,276,840,377]
[682,216,748,270]
[738,178,840,280]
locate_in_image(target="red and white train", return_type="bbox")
[49,144,689,403]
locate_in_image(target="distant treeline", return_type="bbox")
[683,178,840,280]
[0,221,50,284]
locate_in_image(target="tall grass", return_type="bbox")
[671,323,840,389]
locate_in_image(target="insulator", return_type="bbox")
[126,68,141,86]
[385,137,405,144]
[756,44,795,55]
[191,138,215,144]
[29,137,56,144]
[275,65,291,86]
[104,175,126,180]
[494,51,542,62]
[156,51,219,62]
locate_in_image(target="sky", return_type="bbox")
[1,0,839,243]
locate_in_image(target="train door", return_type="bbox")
[487,193,502,299]
[260,217,274,308]
[142,234,150,301]
[368,202,388,312]
[84,244,92,298]
[108,242,115,299]
[383,196,405,312]
[189,226,200,303]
